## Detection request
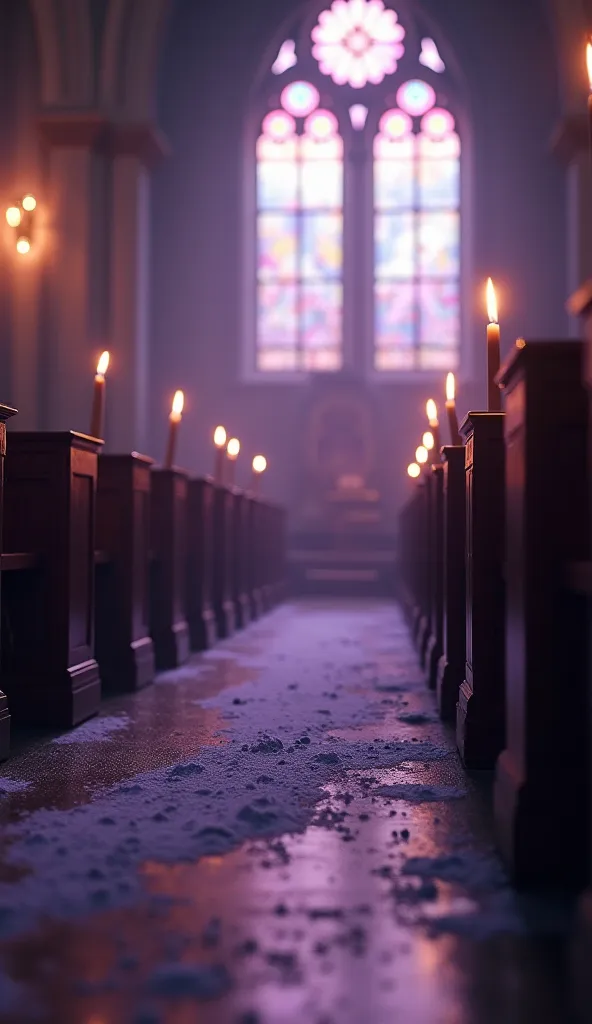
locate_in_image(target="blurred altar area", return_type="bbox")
[287,374,397,595]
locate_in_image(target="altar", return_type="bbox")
[287,375,397,595]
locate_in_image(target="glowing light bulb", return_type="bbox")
[16,237,30,255]
[6,206,21,228]
[422,431,434,450]
[415,445,428,464]
[214,425,227,448]
[227,437,240,460]
[22,194,36,212]
[252,455,267,474]
[407,463,421,479]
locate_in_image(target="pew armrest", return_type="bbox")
[0,552,39,571]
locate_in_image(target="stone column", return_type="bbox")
[553,114,592,335]
[39,114,111,436]
[108,124,168,454]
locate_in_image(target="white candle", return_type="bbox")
[90,351,110,439]
[164,390,184,469]
[213,425,227,484]
[252,454,267,494]
[445,371,460,445]
[226,437,240,486]
[486,278,502,412]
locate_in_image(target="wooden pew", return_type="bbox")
[231,488,251,629]
[567,284,592,1020]
[494,340,589,885]
[186,476,217,650]
[0,404,17,758]
[424,462,444,689]
[212,484,235,638]
[2,432,102,727]
[95,453,155,691]
[457,412,506,769]
[436,445,466,721]
[150,467,190,669]
[247,494,264,621]
[414,475,430,654]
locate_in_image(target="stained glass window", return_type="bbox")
[373,97,460,371]
[311,0,405,88]
[254,1,463,378]
[256,84,343,371]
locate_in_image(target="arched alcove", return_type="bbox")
[151,0,563,511]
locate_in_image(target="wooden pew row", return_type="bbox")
[0,435,286,754]
[398,339,590,889]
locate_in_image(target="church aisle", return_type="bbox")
[0,601,571,1024]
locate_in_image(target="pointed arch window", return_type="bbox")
[250,0,465,379]
[256,81,344,372]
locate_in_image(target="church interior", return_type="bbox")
[0,0,591,1020]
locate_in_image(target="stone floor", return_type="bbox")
[0,600,576,1023]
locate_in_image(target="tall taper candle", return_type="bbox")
[486,278,502,412]
[226,437,240,486]
[252,454,267,495]
[213,425,227,484]
[445,372,460,444]
[90,351,110,439]
[426,399,441,456]
[164,390,184,469]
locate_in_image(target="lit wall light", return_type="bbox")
[6,194,37,255]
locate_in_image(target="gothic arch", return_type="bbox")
[27,0,171,117]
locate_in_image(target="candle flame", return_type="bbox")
[415,445,428,465]
[252,455,267,474]
[214,425,227,448]
[587,41,592,90]
[422,431,434,450]
[486,277,498,324]
[171,390,184,417]
[227,437,240,459]
[446,372,455,402]
[96,351,110,376]
[407,463,421,479]
[426,398,438,425]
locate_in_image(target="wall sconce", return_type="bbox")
[6,194,37,255]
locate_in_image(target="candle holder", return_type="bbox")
[95,453,155,691]
[494,340,590,884]
[3,432,102,727]
[149,467,190,669]
[0,403,17,757]
[457,411,506,769]
[186,476,217,650]
[435,445,466,721]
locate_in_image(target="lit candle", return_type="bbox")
[226,437,240,486]
[587,43,592,144]
[581,43,585,142]
[445,371,460,445]
[89,350,110,439]
[415,445,428,465]
[426,399,441,455]
[164,390,184,469]
[486,277,502,412]
[213,425,227,484]
[252,454,267,495]
[407,462,421,479]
